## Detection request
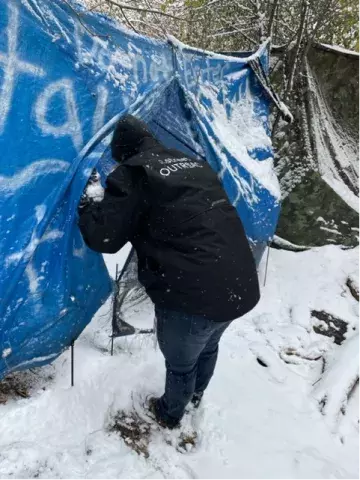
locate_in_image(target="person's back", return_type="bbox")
[117,135,260,321]
[78,114,260,429]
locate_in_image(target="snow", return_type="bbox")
[313,334,359,431]
[86,181,104,202]
[349,272,360,295]
[320,43,360,57]
[0,245,358,478]
[320,226,342,235]
[272,234,310,251]
[1,349,12,359]
[168,35,271,65]
[192,83,280,201]
[279,100,294,123]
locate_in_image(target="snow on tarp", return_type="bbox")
[319,43,360,57]
[0,0,280,379]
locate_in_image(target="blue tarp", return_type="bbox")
[0,0,281,379]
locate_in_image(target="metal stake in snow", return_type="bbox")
[110,252,154,356]
[71,341,75,387]
[110,263,119,357]
[263,241,271,287]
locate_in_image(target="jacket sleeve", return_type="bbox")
[78,166,143,254]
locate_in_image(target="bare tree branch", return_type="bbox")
[268,0,280,37]
[233,1,255,15]
[210,28,257,45]
[309,0,335,38]
[276,18,297,36]
[118,5,138,33]
[252,0,266,42]
[80,0,358,55]
[131,19,165,36]
[87,1,107,12]
[302,0,336,59]
[62,0,110,38]
[188,0,225,12]
[272,0,309,135]
[104,1,194,22]
[143,0,168,36]
[284,0,309,99]
[247,0,258,9]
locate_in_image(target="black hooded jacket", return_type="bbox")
[78,115,260,321]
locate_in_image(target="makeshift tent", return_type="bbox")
[0,0,285,380]
[272,43,359,247]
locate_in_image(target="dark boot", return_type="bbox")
[148,397,180,429]
[191,391,203,408]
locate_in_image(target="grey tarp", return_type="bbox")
[273,43,359,247]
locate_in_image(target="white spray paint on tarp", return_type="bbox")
[34,79,84,152]
[0,159,69,198]
[0,2,45,134]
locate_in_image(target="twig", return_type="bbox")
[196,6,213,51]
[267,0,280,38]
[143,0,167,37]
[215,15,258,48]
[237,29,258,45]
[88,1,107,12]
[302,0,335,60]
[188,0,225,12]
[218,15,258,27]
[105,1,194,22]
[118,5,138,33]
[62,0,110,38]
[234,1,254,15]
[276,18,297,36]
[255,0,266,42]
[208,27,257,45]
[272,0,308,135]
[284,0,308,100]
[131,19,165,36]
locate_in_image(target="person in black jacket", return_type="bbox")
[78,114,260,429]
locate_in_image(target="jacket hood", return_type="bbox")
[111,114,156,162]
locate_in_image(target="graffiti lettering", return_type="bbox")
[0,159,69,198]
[34,79,83,151]
[6,204,64,295]
[133,54,147,84]
[0,4,45,134]
[74,22,171,87]
[92,85,109,136]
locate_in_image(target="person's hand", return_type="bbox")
[88,169,100,185]
[78,169,104,209]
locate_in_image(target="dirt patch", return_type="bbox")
[178,431,198,452]
[0,369,54,405]
[346,277,359,302]
[108,408,198,456]
[109,410,151,458]
[311,310,348,345]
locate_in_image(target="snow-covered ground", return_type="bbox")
[0,245,358,479]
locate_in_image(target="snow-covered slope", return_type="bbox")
[0,246,358,479]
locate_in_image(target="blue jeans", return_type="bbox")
[156,307,232,425]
